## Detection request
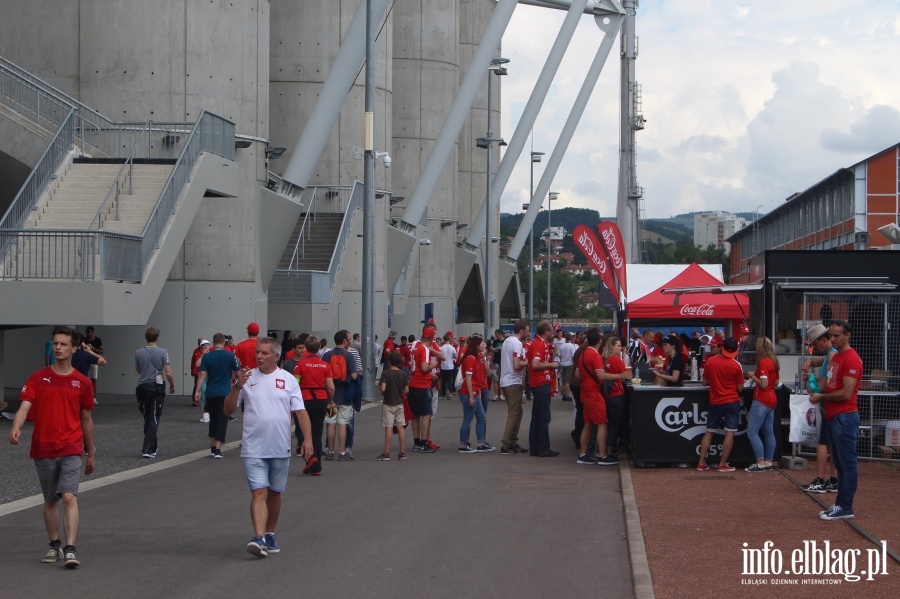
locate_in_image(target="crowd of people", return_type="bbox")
[7,316,864,564]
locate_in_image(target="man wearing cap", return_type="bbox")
[799,323,839,493]
[809,320,862,520]
[698,337,745,472]
[409,324,444,452]
[236,323,261,371]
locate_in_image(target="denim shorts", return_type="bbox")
[706,402,741,432]
[243,457,290,493]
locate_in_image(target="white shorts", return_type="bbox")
[382,403,406,428]
[336,404,353,425]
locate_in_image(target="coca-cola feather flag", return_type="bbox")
[573,225,619,297]
[597,221,628,301]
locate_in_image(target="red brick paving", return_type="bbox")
[630,460,900,598]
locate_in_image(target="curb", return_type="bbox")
[619,455,655,599]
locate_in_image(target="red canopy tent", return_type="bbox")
[626,263,749,321]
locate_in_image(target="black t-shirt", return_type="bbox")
[667,353,685,387]
[86,336,103,351]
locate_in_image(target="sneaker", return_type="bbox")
[246,536,268,558]
[596,455,619,466]
[716,463,735,472]
[325,451,335,461]
[377,453,391,461]
[413,444,425,453]
[500,446,514,455]
[577,454,598,464]
[41,544,63,563]
[311,459,322,475]
[802,477,827,494]
[476,443,495,452]
[458,445,476,454]
[141,453,154,459]
[397,452,407,460]
[825,478,839,493]
[264,533,280,554]
[200,413,210,423]
[421,444,436,453]
[696,463,710,471]
[0,411,13,420]
[820,505,855,520]
[338,452,354,461]
[212,448,223,459]
[63,546,79,569]
[744,463,772,472]
[426,440,440,451]
[514,444,529,454]
[302,456,320,474]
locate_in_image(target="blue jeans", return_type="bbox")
[605,394,625,455]
[529,384,552,455]
[459,393,486,444]
[827,411,859,511]
[480,389,490,414]
[746,401,776,461]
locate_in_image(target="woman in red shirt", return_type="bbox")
[601,336,629,459]
[745,336,780,472]
[458,336,492,453]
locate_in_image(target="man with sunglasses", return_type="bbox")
[809,320,862,521]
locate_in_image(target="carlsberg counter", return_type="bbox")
[629,383,785,468]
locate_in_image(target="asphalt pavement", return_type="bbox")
[1,391,638,598]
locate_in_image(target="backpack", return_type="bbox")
[328,351,349,383]
[455,368,464,391]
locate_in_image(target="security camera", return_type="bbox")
[420,238,431,246]
[382,154,391,168]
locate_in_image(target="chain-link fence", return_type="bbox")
[796,293,900,462]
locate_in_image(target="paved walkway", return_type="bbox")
[1,392,636,598]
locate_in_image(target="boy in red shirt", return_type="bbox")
[294,336,334,475]
[698,337,745,472]
[408,324,445,452]
[9,325,96,569]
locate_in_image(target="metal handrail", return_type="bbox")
[287,187,319,268]
[88,120,152,230]
[139,110,235,276]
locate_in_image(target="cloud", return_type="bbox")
[820,105,900,153]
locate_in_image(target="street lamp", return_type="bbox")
[477,57,509,340]
[546,191,559,321]
[528,150,544,330]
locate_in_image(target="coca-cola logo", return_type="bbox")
[601,228,624,269]
[577,232,607,273]
[679,303,716,317]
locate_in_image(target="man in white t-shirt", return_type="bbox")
[439,334,458,399]
[557,333,576,402]
[499,320,530,455]
[225,337,312,559]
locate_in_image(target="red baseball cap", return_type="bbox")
[708,336,723,348]
[247,322,260,335]
[421,324,437,338]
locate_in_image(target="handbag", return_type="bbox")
[326,401,338,419]
[788,394,821,447]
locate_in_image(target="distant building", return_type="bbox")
[541,226,567,249]
[728,142,900,284]
[694,212,748,252]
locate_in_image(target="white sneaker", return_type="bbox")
[0,411,13,421]
[200,413,210,423]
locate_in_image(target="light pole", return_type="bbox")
[528,150,544,330]
[546,191,559,321]
[477,57,508,340]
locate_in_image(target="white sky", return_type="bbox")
[499,0,900,218]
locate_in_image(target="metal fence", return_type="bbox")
[0,111,235,282]
[797,292,900,462]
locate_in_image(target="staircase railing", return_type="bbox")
[269,182,362,303]
[0,110,235,282]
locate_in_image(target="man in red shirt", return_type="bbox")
[9,325,96,569]
[810,320,862,520]
[527,320,560,457]
[294,336,334,475]
[409,324,444,452]
[381,330,397,366]
[699,337,745,472]
[236,323,261,370]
